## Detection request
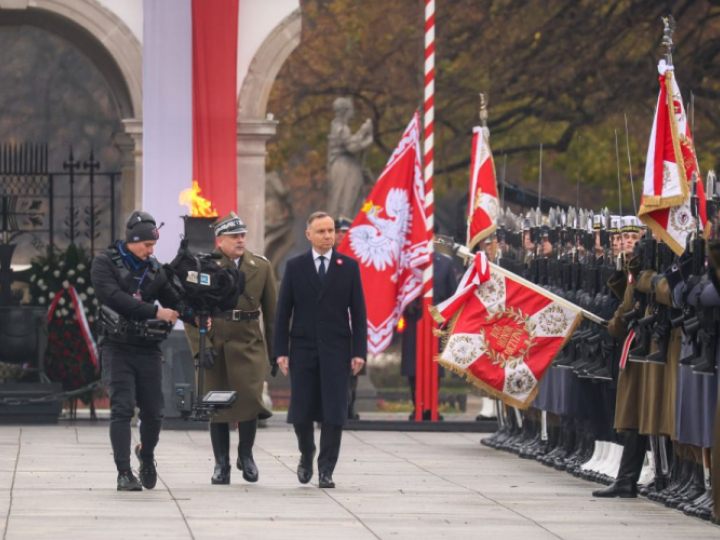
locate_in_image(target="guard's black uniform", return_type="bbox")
[91,240,192,475]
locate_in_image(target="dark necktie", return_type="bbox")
[318,255,326,282]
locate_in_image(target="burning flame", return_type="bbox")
[179,181,218,217]
[397,316,405,333]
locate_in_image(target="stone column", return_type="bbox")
[236,117,278,253]
[116,118,143,227]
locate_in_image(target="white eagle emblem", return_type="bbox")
[349,188,412,278]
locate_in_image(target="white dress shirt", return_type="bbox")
[312,248,332,273]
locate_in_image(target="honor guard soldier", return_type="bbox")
[91,211,197,491]
[185,212,278,485]
[334,216,351,246]
[620,216,644,254]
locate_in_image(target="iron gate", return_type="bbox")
[0,143,120,255]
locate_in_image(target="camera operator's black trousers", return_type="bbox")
[101,342,164,472]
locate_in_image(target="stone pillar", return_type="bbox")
[236,117,278,253]
[116,118,143,226]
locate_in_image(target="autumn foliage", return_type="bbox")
[268,0,720,214]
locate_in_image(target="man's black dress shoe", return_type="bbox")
[117,471,143,491]
[319,471,335,489]
[592,482,637,498]
[237,455,259,483]
[297,452,314,484]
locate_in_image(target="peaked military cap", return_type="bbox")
[621,216,643,233]
[335,216,352,231]
[212,212,247,237]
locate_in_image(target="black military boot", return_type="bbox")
[210,423,231,485]
[117,470,143,491]
[592,430,646,499]
[237,419,259,483]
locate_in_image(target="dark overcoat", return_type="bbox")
[273,249,367,426]
[401,252,458,377]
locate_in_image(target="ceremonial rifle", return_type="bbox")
[625,231,657,363]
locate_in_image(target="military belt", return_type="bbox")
[225,310,260,322]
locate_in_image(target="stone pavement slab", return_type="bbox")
[0,425,715,539]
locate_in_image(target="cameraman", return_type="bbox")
[91,211,198,492]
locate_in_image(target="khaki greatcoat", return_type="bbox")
[612,270,678,437]
[609,268,639,432]
[185,248,277,423]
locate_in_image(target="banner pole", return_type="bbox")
[415,0,437,421]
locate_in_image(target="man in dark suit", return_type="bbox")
[401,248,458,419]
[274,211,367,489]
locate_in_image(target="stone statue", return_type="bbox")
[326,97,374,220]
[264,171,295,278]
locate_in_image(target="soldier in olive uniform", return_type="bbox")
[185,213,277,485]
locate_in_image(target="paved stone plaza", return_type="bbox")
[0,424,716,539]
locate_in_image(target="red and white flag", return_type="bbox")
[638,60,707,255]
[144,0,239,263]
[433,253,583,408]
[338,114,429,355]
[467,126,499,249]
[47,286,99,369]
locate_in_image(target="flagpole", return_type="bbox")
[624,113,638,215]
[615,129,622,214]
[415,0,438,421]
[538,143,543,210]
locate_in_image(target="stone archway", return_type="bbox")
[236,7,302,252]
[0,0,143,227]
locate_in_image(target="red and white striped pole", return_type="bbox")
[415,0,437,421]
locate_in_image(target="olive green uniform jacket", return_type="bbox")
[613,270,679,437]
[185,248,277,423]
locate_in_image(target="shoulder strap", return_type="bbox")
[109,248,124,269]
[108,247,133,282]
